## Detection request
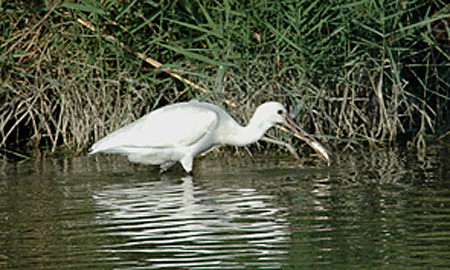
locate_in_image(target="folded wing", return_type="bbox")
[90,103,218,155]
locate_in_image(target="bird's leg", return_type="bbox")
[180,156,194,174]
[261,136,300,160]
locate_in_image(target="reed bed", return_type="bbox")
[0,0,448,158]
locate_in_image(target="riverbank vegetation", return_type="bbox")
[1,0,449,159]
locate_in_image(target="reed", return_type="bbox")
[0,0,448,157]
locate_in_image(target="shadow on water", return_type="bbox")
[0,146,448,269]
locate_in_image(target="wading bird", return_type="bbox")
[89,100,332,173]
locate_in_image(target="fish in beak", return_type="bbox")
[283,116,333,163]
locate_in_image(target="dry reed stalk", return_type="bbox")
[75,18,238,108]
[76,19,206,92]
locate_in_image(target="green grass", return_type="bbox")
[0,0,448,157]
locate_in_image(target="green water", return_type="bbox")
[0,148,449,269]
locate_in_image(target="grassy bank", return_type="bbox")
[1,0,449,158]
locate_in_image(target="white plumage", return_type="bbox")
[90,99,332,173]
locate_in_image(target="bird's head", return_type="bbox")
[253,101,288,126]
[253,101,333,163]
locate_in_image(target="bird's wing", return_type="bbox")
[90,103,218,153]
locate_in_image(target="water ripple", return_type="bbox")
[93,176,289,269]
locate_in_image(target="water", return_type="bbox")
[0,147,448,269]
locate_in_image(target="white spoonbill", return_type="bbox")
[89,100,332,173]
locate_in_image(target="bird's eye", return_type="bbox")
[277,109,284,115]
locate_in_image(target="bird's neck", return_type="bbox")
[222,116,273,147]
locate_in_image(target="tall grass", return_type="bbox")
[0,0,448,157]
